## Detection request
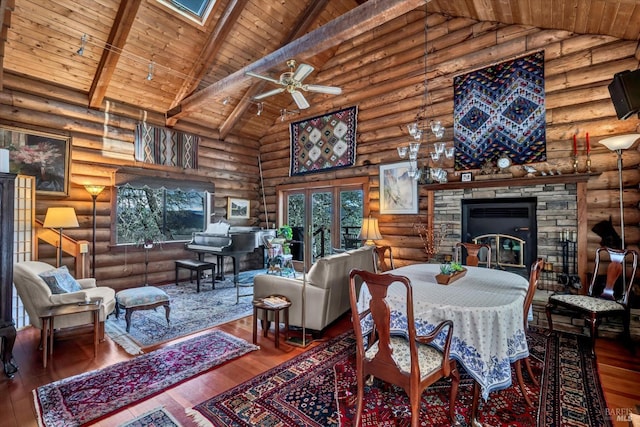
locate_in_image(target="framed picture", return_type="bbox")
[379,161,418,214]
[461,172,473,182]
[227,197,250,219]
[0,126,71,197]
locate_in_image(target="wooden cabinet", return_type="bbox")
[0,172,18,378]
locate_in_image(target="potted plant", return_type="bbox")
[277,225,293,255]
[435,261,467,285]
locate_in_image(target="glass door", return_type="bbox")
[282,181,365,270]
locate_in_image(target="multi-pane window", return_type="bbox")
[116,186,206,244]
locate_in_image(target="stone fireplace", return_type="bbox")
[432,181,578,289]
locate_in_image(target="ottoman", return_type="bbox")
[115,286,170,332]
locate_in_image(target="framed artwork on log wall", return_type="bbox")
[379,161,418,215]
[227,197,250,219]
[0,126,71,197]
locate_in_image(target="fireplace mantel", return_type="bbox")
[423,172,595,191]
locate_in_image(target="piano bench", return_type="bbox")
[175,259,216,293]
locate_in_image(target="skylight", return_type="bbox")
[157,0,216,25]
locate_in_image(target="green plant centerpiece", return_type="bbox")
[436,261,466,285]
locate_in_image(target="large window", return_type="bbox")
[116,186,206,245]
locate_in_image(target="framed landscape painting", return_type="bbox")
[379,161,418,214]
[227,197,250,219]
[0,126,71,197]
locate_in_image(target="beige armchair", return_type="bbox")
[13,261,116,341]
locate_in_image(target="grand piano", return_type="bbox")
[185,221,275,302]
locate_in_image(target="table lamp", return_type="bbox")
[43,207,79,267]
[358,216,382,246]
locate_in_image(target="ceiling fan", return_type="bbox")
[246,59,342,109]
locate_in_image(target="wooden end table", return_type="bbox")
[252,295,291,349]
[39,298,102,368]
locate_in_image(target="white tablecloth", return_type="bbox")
[357,263,529,400]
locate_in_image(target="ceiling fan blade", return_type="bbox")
[292,63,314,82]
[302,84,342,95]
[291,90,310,109]
[253,87,285,100]
[246,71,281,85]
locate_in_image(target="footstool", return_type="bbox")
[115,286,170,332]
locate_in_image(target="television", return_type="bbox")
[608,69,640,120]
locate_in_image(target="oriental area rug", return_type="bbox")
[118,407,182,427]
[188,328,612,427]
[106,269,265,354]
[33,330,258,427]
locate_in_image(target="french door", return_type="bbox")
[278,177,368,270]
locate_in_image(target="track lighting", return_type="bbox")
[256,102,263,116]
[76,34,86,56]
[222,97,230,105]
[147,62,154,81]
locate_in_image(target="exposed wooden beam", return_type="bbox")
[218,0,330,138]
[0,0,14,91]
[168,0,425,121]
[166,0,250,127]
[88,0,142,109]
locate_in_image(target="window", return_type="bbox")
[157,0,216,25]
[116,186,206,245]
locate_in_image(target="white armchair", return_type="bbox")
[13,261,116,341]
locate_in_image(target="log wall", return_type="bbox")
[258,11,640,270]
[1,9,640,290]
[0,74,264,290]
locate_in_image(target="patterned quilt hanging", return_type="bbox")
[135,123,198,169]
[453,51,546,170]
[289,106,357,176]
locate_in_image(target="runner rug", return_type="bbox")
[106,269,264,354]
[188,327,611,427]
[33,330,258,427]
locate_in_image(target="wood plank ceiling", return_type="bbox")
[1,0,639,141]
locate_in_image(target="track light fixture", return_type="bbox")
[256,102,263,116]
[77,34,87,56]
[280,108,300,122]
[147,62,154,80]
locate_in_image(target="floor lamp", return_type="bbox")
[599,134,640,291]
[599,134,640,250]
[43,207,79,267]
[84,185,105,277]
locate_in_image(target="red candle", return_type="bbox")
[573,134,577,155]
[586,132,590,154]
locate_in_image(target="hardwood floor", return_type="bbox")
[1,315,638,427]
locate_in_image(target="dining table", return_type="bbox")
[356,263,530,418]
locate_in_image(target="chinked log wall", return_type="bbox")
[0,74,264,291]
[259,10,640,275]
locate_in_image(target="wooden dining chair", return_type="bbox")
[348,268,459,427]
[513,257,544,406]
[373,245,395,272]
[455,242,491,268]
[546,246,638,355]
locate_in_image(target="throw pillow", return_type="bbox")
[39,266,83,294]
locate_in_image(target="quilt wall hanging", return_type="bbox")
[289,106,357,176]
[135,123,199,169]
[453,50,546,170]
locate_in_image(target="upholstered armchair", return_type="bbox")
[13,261,116,342]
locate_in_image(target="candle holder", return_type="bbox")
[586,153,592,174]
[572,154,578,174]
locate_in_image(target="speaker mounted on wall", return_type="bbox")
[608,69,640,120]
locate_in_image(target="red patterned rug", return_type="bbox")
[189,328,612,426]
[33,330,258,427]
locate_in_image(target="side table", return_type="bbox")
[252,295,291,349]
[40,298,102,368]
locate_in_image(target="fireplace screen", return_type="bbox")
[473,234,526,269]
